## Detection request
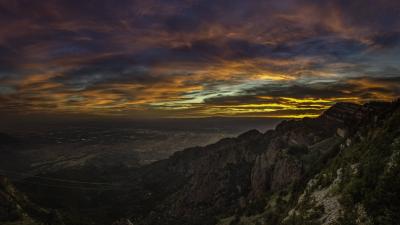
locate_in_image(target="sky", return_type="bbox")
[0,0,399,119]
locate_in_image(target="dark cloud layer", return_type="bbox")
[0,0,399,118]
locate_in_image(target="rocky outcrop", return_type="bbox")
[270,156,303,191]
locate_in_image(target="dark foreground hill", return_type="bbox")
[1,100,400,225]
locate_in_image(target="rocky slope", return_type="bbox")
[282,101,400,225]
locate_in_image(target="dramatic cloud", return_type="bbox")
[0,0,399,118]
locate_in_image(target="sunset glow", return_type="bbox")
[0,0,399,118]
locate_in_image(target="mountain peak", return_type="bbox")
[238,129,262,139]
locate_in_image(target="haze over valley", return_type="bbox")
[0,118,280,173]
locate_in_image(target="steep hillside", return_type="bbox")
[283,102,400,225]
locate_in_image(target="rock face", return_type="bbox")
[108,101,399,225]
